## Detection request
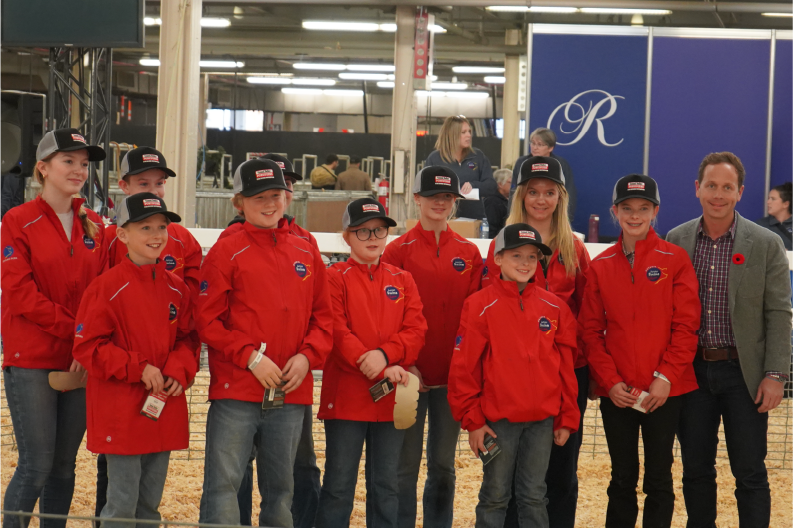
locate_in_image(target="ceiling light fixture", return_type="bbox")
[345,64,396,72]
[282,88,323,95]
[484,76,506,84]
[246,77,291,85]
[339,73,389,81]
[416,90,489,99]
[486,6,578,13]
[580,8,671,15]
[452,66,505,74]
[201,18,232,28]
[302,21,380,31]
[140,58,244,68]
[761,12,793,17]
[291,78,337,86]
[377,81,395,88]
[431,82,468,90]
[293,63,347,71]
[143,17,162,26]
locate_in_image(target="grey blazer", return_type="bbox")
[667,211,792,397]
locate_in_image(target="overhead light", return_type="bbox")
[486,6,578,13]
[233,6,244,19]
[291,78,336,86]
[247,77,291,85]
[379,23,397,32]
[484,76,506,83]
[429,25,447,33]
[631,14,644,26]
[324,89,364,96]
[580,8,671,15]
[303,21,380,31]
[346,64,395,72]
[201,17,231,28]
[761,12,793,17]
[199,60,244,68]
[282,88,323,95]
[452,66,505,74]
[339,73,389,81]
[377,81,395,88]
[431,82,468,90]
[144,17,162,26]
[139,58,160,67]
[416,90,489,99]
[293,62,346,71]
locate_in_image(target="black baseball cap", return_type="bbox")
[516,156,565,187]
[411,166,465,198]
[120,147,176,178]
[36,128,106,162]
[494,223,552,256]
[259,153,302,181]
[116,192,181,227]
[612,174,660,206]
[342,198,397,229]
[232,159,291,197]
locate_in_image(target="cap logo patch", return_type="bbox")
[518,230,536,240]
[531,163,549,172]
[164,255,177,271]
[627,182,645,191]
[200,280,209,294]
[142,154,159,163]
[385,285,402,302]
[538,317,552,332]
[71,133,87,143]
[142,199,161,208]
[435,176,452,186]
[645,266,668,284]
[256,169,274,179]
[168,303,178,322]
[362,204,380,213]
[276,162,285,169]
[83,234,96,250]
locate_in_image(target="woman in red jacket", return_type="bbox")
[484,156,590,528]
[381,166,481,528]
[1,128,107,528]
[579,174,700,528]
[316,198,427,528]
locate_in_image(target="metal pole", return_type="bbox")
[88,48,98,209]
[523,23,533,157]
[102,48,114,215]
[643,27,654,175]
[48,49,56,131]
[764,29,776,216]
[362,81,369,133]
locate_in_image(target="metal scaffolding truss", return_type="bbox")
[48,47,113,214]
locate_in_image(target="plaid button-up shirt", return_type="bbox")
[693,218,737,348]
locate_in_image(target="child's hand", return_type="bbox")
[384,365,409,386]
[408,366,429,392]
[554,428,571,446]
[608,382,637,408]
[69,359,88,384]
[468,424,497,457]
[282,354,310,394]
[250,354,282,389]
[164,377,184,397]
[141,364,164,394]
[643,377,671,412]
[357,350,387,380]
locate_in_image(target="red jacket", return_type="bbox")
[483,236,590,368]
[219,215,318,249]
[197,219,333,405]
[2,196,108,370]
[72,258,199,455]
[579,229,700,398]
[448,275,579,432]
[381,223,482,386]
[319,260,427,421]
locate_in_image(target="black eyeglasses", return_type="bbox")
[351,226,389,241]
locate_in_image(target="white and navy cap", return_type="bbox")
[493,223,552,256]
[516,156,565,187]
[120,147,176,178]
[342,198,397,230]
[116,192,181,227]
[612,174,660,206]
[232,158,291,197]
[259,153,302,181]
[36,128,105,162]
[411,166,465,198]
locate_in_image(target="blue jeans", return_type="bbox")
[476,417,554,528]
[100,451,171,528]
[2,367,86,528]
[237,404,321,527]
[316,420,405,528]
[678,359,770,528]
[199,400,305,527]
[397,387,461,528]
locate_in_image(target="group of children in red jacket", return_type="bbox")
[2,128,700,528]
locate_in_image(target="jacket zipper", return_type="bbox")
[519,296,524,311]
[272,232,277,246]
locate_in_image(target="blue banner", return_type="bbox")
[530,33,648,235]
[772,39,792,189]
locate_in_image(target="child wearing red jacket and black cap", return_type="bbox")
[72,193,199,527]
[316,197,427,528]
[579,174,699,528]
[196,158,333,528]
[448,223,579,528]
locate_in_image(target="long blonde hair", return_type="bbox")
[506,181,578,276]
[34,156,100,239]
[435,116,474,163]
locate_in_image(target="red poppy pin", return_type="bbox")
[732,253,745,265]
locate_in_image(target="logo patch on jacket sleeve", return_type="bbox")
[75,323,84,338]
[645,266,668,283]
[164,255,177,270]
[168,303,178,321]
[452,257,471,274]
[455,335,463,348]
[482,265,488,277]
[2,246,14,260]
[200,280,209,294]
[538,316,558,333]
[83,234,96,250]
[294,261,311,280]
[384,285,402,302]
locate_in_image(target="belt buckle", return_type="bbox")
[702,348,721,361]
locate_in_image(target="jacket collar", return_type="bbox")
[345,257,382,275]
[120,254,167,280]
[617,227,661,261]
[491,272,538,300]
[413,220,451,247]
[35,195,85,218]
[243,217,290,246]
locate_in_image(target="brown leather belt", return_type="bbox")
[697,346,739,361]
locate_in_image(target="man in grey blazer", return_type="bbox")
[667,152,791,528]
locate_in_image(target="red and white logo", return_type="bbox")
[435,176,451,186]
[256,169,274,179]
[362,204,380,213]
[276,162,285,169]
[71,133,87,144]
[531,163,549,172]
[142,199,161,208]
[142,154,160,163]
[627,182,645,191]
[518,230,536,240]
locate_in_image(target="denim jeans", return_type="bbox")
[2,367,86,528]
[600,396,683,528]
[199,400,305,527]
[678,359,770,528]
[100,451,171,528]
[504,366,589,528]
[397,387,461,528]
[315,420,405,528]
[476,417,554,528]
[237,404,321,528]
